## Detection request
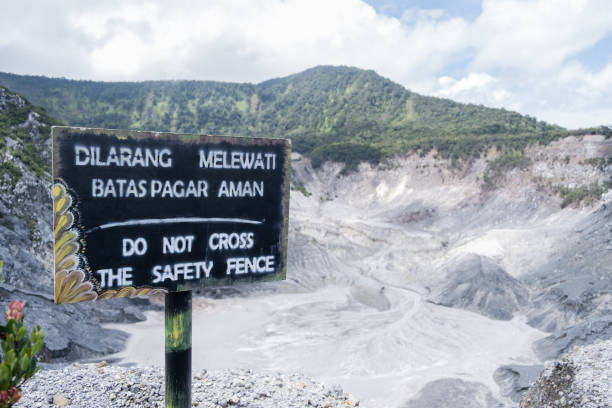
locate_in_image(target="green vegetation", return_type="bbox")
[291,181,312,197]
[0,67,571,170]
[0,162,21,190]
[568,125,612,138]
[0,300,45,407]
[482,149,531,189]
[557,181,612,208]
[581,157,612,170]
[0,87,62,187]
[310,142,383,173]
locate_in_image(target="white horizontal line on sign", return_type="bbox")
[85,217,265,233]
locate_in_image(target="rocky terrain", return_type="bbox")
[16,363,357,408]
[1,84,611,407]
[108,135,610,407]
[0,87,161,360]
[286,136,610,406]
[520,339,611,408]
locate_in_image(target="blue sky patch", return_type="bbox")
[364,0,482,21]
[573,31,612,71]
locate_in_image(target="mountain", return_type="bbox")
[0,66,582,170]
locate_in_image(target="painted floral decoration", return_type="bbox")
[53,183,97,303]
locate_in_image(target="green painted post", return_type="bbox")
[165,290,192,408]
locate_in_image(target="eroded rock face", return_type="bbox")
[534,316,612,361]
[0,87,26,110]
[281,138,611,406]
[0,87,160,361]
[520,340,612,408]
[427,254,528,320]
[494,364,544,402]
[525,203,612,334]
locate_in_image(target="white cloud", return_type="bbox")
[469,0,612,73]
[0,0,610,128]
[530,61,612,127]
[0,0,469,84]
[433,73,521,111]
[437,73,495,94]
[414,0,612,127]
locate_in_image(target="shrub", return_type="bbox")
[482,149,531,190]
[0,163,22,190]
[0,300,44,407]
[558,180,612,208]
[310,142,383,174]
[291,181,312,197]
[581,157,612,171]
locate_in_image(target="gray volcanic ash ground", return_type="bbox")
[106,135,612,407]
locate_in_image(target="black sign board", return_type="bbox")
[52,127,290,303]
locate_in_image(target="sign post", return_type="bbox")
[52,127,290,407]
[165,290,192,408]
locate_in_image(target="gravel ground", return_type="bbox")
[520,339,611,408]
[15,363,360,408]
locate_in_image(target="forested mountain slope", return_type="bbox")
[0,66,585,170]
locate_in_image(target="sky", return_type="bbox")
[0,0,611,129]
